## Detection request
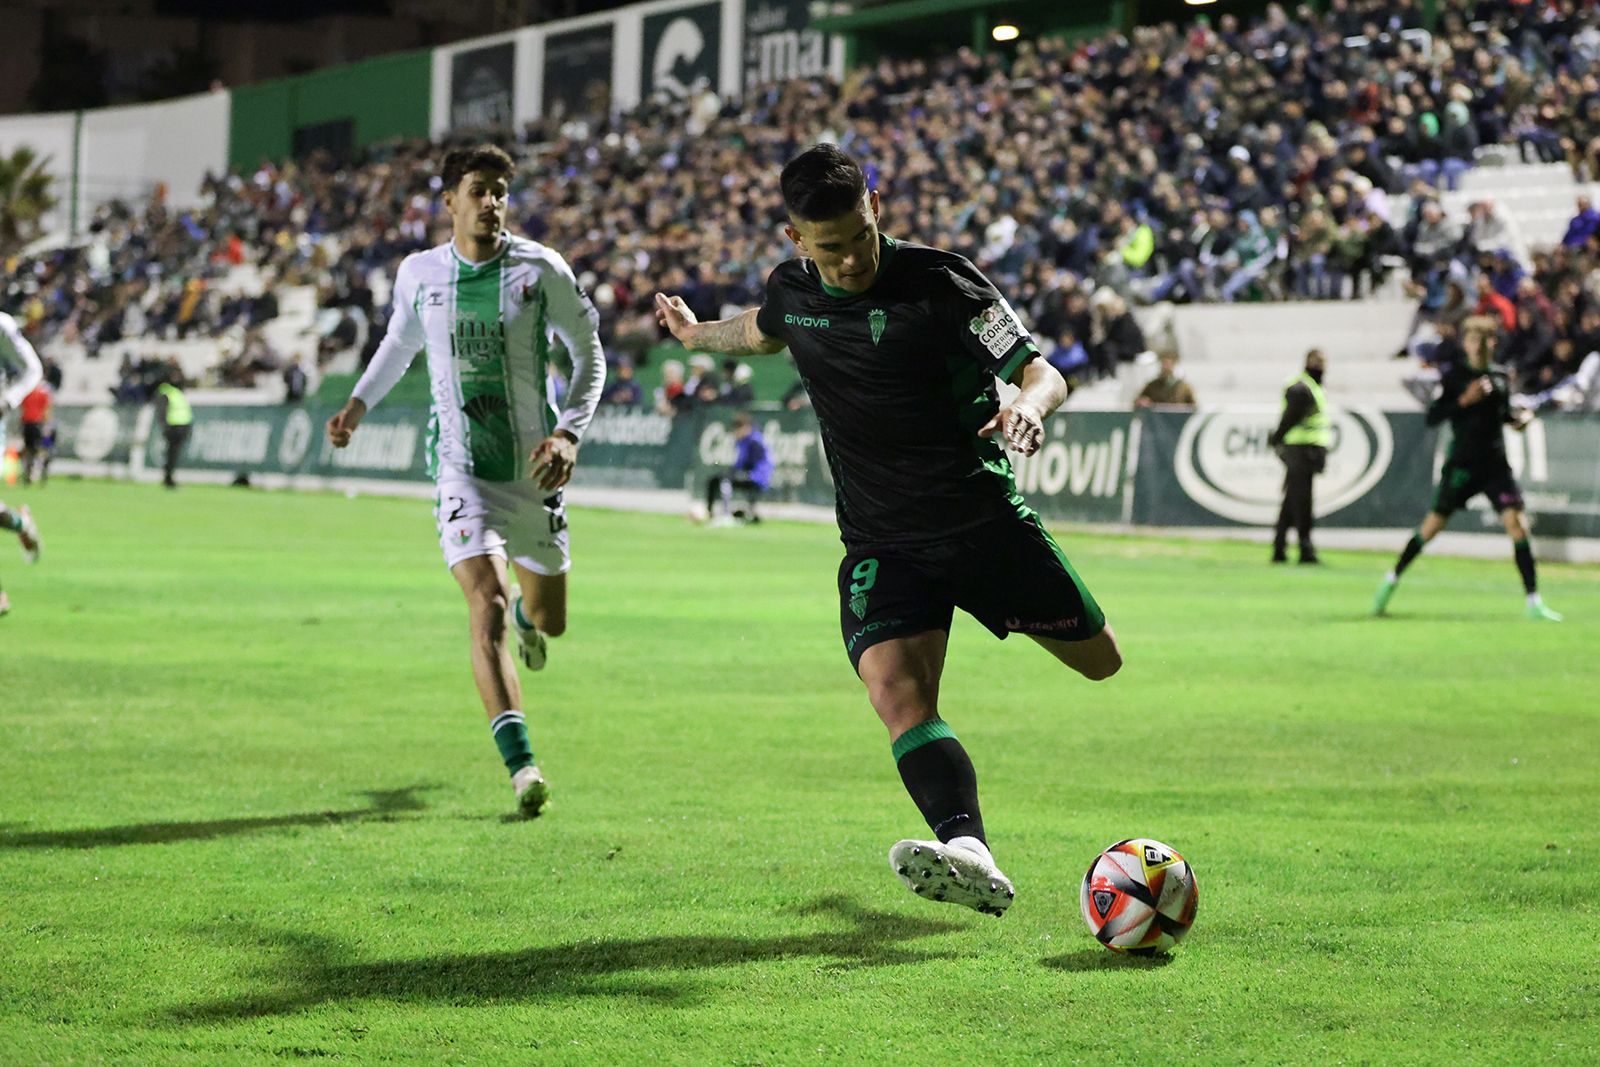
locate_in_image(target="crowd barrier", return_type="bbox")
[39,401,1600,541]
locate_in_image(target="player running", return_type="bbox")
[0,310,44,616]
[654,144,1121,917]
[1373,315,1562,621]
[325,144,606,815]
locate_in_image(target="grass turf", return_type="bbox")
[2,479,1596,1064]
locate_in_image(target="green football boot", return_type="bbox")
[1372,576,1399,616]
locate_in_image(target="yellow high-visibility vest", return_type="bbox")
[1281,372,1329,447]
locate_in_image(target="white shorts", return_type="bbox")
[434,477,571,575]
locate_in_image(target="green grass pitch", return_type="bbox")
[2,479,1597,1064]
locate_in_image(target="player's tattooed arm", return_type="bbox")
[653,295,785,355]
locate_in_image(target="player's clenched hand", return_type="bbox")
[1459,376,1491,407]
[654,292,699,344]
[979,402,1046,457]
[530,431,579,491]
[326,399,366,448]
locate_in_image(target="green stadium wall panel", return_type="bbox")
[228,50,432,170]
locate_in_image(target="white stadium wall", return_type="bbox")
[0,112,78,235]
[77,90,230,220]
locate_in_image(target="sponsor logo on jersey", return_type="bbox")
[452,318,507,362]
[868,308,887,346]
[784,314,829,329]
[968,301,1025,359]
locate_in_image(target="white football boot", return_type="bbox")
[889,836,1015,916]
[17,505,40,563]
[510,597,548,671]
[511,765,550,818]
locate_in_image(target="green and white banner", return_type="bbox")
[43,401,1600,543]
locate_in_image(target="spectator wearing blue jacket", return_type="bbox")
[704,412,773,525]
[1561,196,1599,249]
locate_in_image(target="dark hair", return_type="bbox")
[780,144,868,222]
[441,144,514,192]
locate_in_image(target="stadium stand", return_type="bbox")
[3,0,1598,413]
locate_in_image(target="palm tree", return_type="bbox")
[0,147,59,256]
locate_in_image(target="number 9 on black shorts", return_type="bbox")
[838,509,1106,672]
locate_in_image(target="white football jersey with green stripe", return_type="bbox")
[352,234,606,482]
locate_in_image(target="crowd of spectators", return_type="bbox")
[1402,191,1600,411]
[1,0,1597,404]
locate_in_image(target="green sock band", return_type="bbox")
[0,512,19,532]
[491,711,534,775]
[892,718,956,763]
[513,598,534,632]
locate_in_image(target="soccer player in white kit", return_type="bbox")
[325,145,605,816]
[0,311,45,615]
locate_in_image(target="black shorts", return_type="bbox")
[21,422,48,450]
[1432,460,1524,516]
[838,509,1107,672]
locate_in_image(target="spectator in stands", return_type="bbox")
[1562,196,1600,249]
[656,359,691,416]
[283,355,310,403]
[600,358,642,407]
[1089,291,1145,378]
[1133,352,1197,410]
[1502,304,1556,390]
[720,362,755,406]
[1474,272,1517,333]
[1464,200,1516,262]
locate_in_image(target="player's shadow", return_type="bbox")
[166,895,966,1020]
[0,785,435,850]
[1040,949,1176,972]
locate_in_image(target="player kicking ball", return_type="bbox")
[655,145,1122,916]
[326,144,606,816]
[1374,314,1561,621]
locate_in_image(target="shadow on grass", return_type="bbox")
[1040,949,1176,972]
[0,785,434,850]
[167,896,967,1019]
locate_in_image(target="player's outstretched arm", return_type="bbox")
[978,357,1067,457]
[654,294,785,356]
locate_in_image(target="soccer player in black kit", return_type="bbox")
[1373,315,1562,621]
[654,144,1122,915]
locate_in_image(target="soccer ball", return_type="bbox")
[1080,838,1198,955]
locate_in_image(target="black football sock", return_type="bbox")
[893,719,986,845]
[1513,538,1537,595]
[1393,533,1425,577]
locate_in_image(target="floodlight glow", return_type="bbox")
[992,24,1020,42]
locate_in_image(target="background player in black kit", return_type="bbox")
[1373,315,1562,621]
[654,144,1122,916]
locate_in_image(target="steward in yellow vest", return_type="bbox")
[1267,349,1328,564]
[155,370,192,489]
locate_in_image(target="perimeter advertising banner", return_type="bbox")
[542,24,615,120]
[44,402,1600,543]
[135,403,430,481]
[1133,406,1431,528]
[450,41,516,130]
[640,2,721,100]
